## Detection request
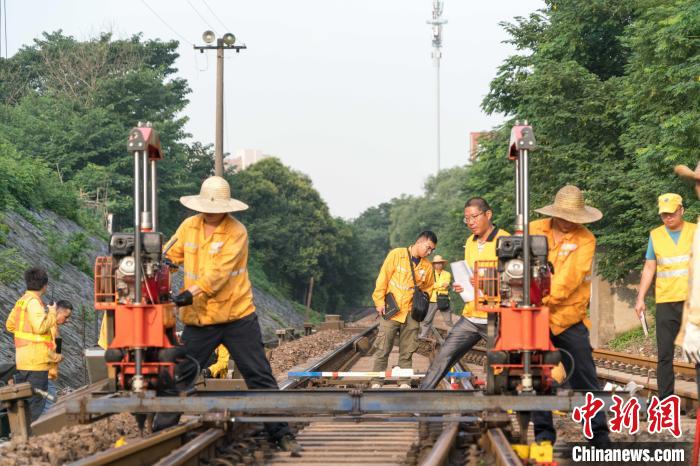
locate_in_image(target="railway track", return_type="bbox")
[465,345,699,407]
[64,323,525,466]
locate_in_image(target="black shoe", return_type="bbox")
[278,435,302,457]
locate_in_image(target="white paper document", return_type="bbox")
[450,260,474,302]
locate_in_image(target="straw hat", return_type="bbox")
[180,176,249,213]
[432,255,447,264]
[535,185,602,224]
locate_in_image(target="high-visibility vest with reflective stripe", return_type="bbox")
[13,295,53,348]
[652,223,696,303]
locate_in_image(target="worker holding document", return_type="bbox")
[419,197,509,389]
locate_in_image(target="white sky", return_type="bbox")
[5,0,543,219]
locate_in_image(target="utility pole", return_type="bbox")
[426,1,446,173]
[194,31,247,176]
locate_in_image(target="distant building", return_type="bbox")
[469,132,489,162]
[224,149,270,173]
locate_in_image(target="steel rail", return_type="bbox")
[64,390,637,416]
[471,345,696,380]
[420,421,459,466]
[484,428,523,466]
[279,323,378,389]
[151,427,224,466]
[68,420,202,466]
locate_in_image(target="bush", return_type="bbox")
[0,248,29,284]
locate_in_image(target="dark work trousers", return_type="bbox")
[656,301,683,400]
[419,317,486,389]
[533,322,609,444]
[14,370,48,422]
[153,313,291,440]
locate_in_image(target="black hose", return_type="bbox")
[556,347,576,388]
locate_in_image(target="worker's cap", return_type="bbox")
[658,193,683,214]
[431,255,447,264]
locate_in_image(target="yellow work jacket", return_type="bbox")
[530,218,595,335]
[98,316,107,350]
[651,222,696,303]
[430,270,452,302]
[48,324,59,380]
[5,291,57,371]
[167,214,255,326]
[463,227,510,320]
[372,247,435,324]
[208,344,230,378]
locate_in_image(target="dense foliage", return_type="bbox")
[350,0,700,303]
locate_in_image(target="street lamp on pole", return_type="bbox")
[194,30,247,177]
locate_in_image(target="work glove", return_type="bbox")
[682,322,700,364]
[172,290,193,307]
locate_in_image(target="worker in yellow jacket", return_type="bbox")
[418,255,453,338]
[153,176,299,454]
[635,193,697,400]
[529,185,608,446]
[370,231,437,388]
[420,197,509,389]
[42,300,73,414]
[5,267,60,421]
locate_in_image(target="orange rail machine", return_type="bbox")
[94,122,184,392]
[475,122,561,397]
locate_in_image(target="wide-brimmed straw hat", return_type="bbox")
[675,162,700,181]
[432,255,447,264]
[535,185,602,224]
[180,176,249,214]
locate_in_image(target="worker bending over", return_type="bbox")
[155,176,300,455]
[530,185,609,446]
[635,193,696,399]
[43,300,72,414]
[5,267,61,421]
[420,197,509,389]
[371,231,436,388]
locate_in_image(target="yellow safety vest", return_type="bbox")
[463,227,510,319]
[430,270,451,302]
[652,223,697,303]
[13,296,53,348]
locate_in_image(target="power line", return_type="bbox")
[185,0,215,31]
[140,0,194,47]
[201,0,231,33]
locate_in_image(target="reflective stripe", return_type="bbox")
[14,297,52,347]
[389,279,412,291]
[657,255,690,266]
[184,241,198,249]
[396,266,409,273]
[186,268,246,280]
[657,269,689,278]
[584,274,592,282]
